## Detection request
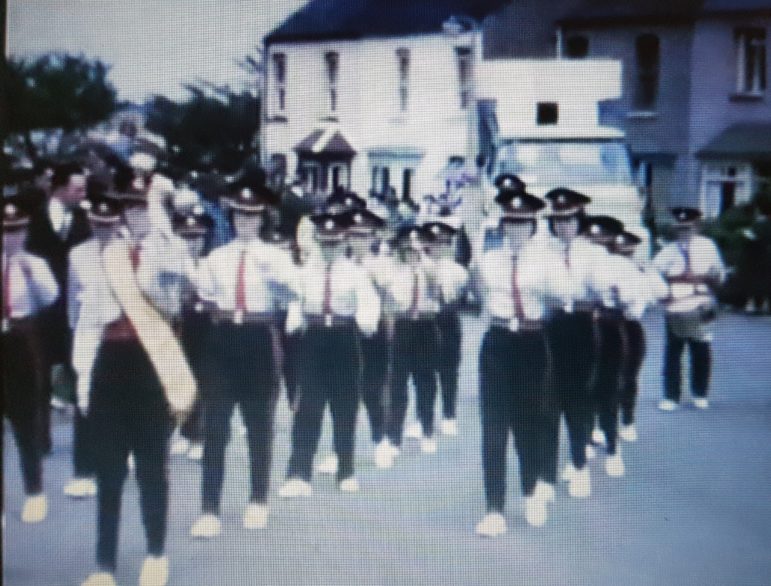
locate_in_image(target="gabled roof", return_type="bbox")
[265,0,509,45]
[295,125,357,156]
[696,123,771,161]
[558,0,771,26]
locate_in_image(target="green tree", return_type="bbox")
[2,53,118,160]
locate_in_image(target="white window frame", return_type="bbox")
[324,51,340,113]
[455,46,473,110]
[396,48,410,112]
[735,28,767,96]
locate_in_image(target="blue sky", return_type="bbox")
[6,0,308,102]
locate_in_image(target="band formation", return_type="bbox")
[2,154,725,586]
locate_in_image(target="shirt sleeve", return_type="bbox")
[67,253,82,330]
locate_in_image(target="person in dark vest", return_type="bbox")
[78,172,196,586]
[653,207,725,411]
[473,186,570,536]
[64,190,123,499]
[25,162,91,453]
[3,201,60,524]
[189,184,296,538]
[280,212,380,497]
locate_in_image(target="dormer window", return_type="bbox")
[325,51,339,112]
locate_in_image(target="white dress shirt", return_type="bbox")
[196,238,298,313]
[478,239,573,322]
[2,252,59,320]
[289,255,380,336]
[653,235,725,313]
[48,197,72,238]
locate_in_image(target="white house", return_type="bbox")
[261,1,510,203]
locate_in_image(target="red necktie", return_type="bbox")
[3,258,12,321]
[130,244,142,272]
[511,257,525,320]
[409,270,420,319]
[235,249,247,312]
[323,264,333,316]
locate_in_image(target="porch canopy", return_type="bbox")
[697,123,771,162]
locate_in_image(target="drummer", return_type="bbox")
[653,207,725,411]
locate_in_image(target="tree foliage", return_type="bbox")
[3,53,118,158]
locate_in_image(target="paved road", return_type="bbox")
[4,310,771,586]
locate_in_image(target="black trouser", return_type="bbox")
[546,311,597,471]
[479,327,552,511]
[72,406,95,476]
[437,309,462,420]
[387,318,439,444]
[202,322,277,513]
[287,324,361,482]
[620,320,646,426]
[588,316,625,456]
[179,310,213,444]
[3,323,45,496]
[663,320,711,401]
[283,332,302,409]
[360,322,388,443]
[89,339,172,573]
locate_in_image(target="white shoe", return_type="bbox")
[21,494,47,523]
[475,512,507,538]
[81,572,117,586]
[534,480,555,503]
[440,418,458,437]
[278,479,313,498]
[591,427,606,447]
[186,443,204,461]
[420,436,438,454]
[405,422,423,441]
[525,495,547,527]
[64,477,97,498]
[242,503,269,529]
[190,514,221,539]
[585,444,596,460]
[658,399,678,412]
[561,463,577,483]
[374,439,394,469]
[170,436,190,455]
[568,467,591,499]
[605,452,625,478]
[693,398,710,410]
[339,477,360,493]
[139,555,169,586]
[315,454,339,475]
[619,424,638,443]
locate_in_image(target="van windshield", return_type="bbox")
[494,140,633,186]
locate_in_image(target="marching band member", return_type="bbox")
[653,207,725,411]
[169,205,215,462]
[280,212,380,497]
[3,201,59,524]
[474,189,570,537]
[542,188,606,499]
[610,230,669,442]
[422,219,469,437]
[190,185,296,538]
[64,193,122,499]
[383,225,442,455]
[78,172,196,586]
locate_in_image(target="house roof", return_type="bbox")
[295,125,357,156]
[265,0,509,45]
[558,0,771,26]
[696,123,771,161]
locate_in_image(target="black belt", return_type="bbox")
[211,309,276,325]
[490,316,544,332]
[306,314,356,328]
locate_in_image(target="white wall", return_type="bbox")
[263,32,480,199]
